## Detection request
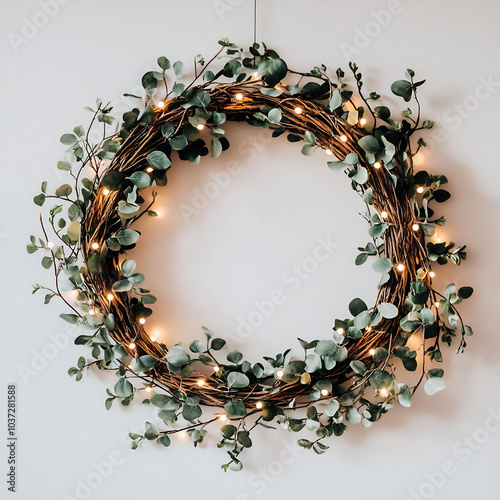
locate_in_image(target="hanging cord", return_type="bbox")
[253,0,257,45]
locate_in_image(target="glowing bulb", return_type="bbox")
[337,328,344,335]
[179,431,187,439]
[381,211,388,219]
[436,237,442,243]
[373,161,381,169]
[417,187,424,194]
[366,326,372,332]
[129,343,136,349]
[256,401,263,409]
[340,135,347,142]
[369,348,376,356]
[102,189,110,196]
[146,167,153,173]
[91,242,99,250]
[150,336,156,342]
[379,388,388,396]
[139,318,146,325]
[219,414,227,421]
[320,389,329,397]
[157,101,165,108]
[145,386,152,393]
[235,93,243,101]
[294,107,302,114]
[396,263,405,272]
[276,369,284,379]
[107,293,114,301]
[253,72,258,78]
[325,149,333,156]
[196,124,204,131]
[47,241,54,248]
[360,118,367,125]
[197,379,205,387]
[88,309,95,316]
[213,366,220,372]
[434,301,440,308]
[412,223,420,231]
[429,271,436,278]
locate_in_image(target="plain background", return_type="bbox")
[1,1,499,499]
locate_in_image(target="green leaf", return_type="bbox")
[369,370,392,390]
[170,135,188,150]
[358,135,380,154]
[147,150,171,170]
[224,399,247,418]
[350,360,367,375]
[183,405,202,421]
[424,376,445,396]
[116,229,140,246]
[173,61,184,78]
[211,338,226,351]
[261,58,288,87]
[189,89,210,108]
[112,279,132,292]
[458,286,473,299]
[57,161,71,171]
[227,372,250,389]
[129,171,151,188]
[377,302,398,319]
[55,184,72,197]
[237,431,252,448]
[220,424,237,438]
[315,340,338,357]
[227,349,243,365]
[398,384,412,407]
[349,298,367,316]
[372,258,392,273]
[133,355,158,372]
[60,133,78,145]
[325,400,340,417]
[166,345,190,367]
[352,166,368,184]
[66,220,81,242]
[101,171,125,191]
[157,435,171,447]
[419,307,435,325]
[329,89,342,111]
[211,138,223,159]
[268,108,282,124]
[121,259,136,276]
[41,256,53,269]
[189,340,204,353]
[114,378,133,398]
[391,80,413,101]
[60,313,79,324]
[157,56,170,70]
[33,193,46,206]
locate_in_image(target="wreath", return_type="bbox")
[29,39,474,471]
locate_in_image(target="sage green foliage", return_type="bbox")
[30,41,474,471]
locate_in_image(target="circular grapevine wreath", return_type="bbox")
[30,40,474,470]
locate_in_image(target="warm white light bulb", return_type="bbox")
[397,263,405,272]
[360,118,367,126]
[337,328,344,335]
[196,124,204,131]
[197,379,205,387]
[219,414,227,421]
[107,293,114,301]
[139,318,146,325]
[294,107,302,114]
[253,72,258,78]
[434,301,440,308]
[91,242,99,250]
[145,386,152,393]
[129,343,136,349]
[276,369,284,379]
[47,241,54,249]
[235,93,243,101]
[381,211,388,219]
[157,101,165,108]
[150,336,156,342]
[102,188,110,196]
[325,149,333,156]
[380,388,388,396]
[429,271,436,278]
[256,401,263,409]
[146,167,153,173]
[320,389,329,397]
[340,135,347,142]
[213,366,220,372]
[417,186,424,194]
[366,326,372,332]
[412,223,420,231]
[88,309,95,316]
[369,348,376,356]
[373,162,381,169]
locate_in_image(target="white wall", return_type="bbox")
[1,1,499,499]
